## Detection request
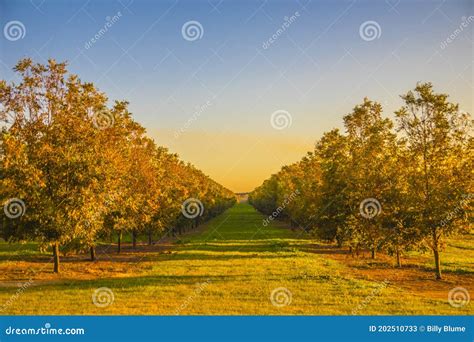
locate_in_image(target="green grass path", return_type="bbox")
[0,203,471,314]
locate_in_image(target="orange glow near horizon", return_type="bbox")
[150,129,314,193]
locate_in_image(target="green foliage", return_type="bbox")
[250,84,472,278]
[0,58,236,271]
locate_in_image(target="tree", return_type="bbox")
[343,98,399,258]
[313,129,349,244]
[0,59,117,272]
[250,83,472,276]
[0,58,236,271]
[395,82,473,279]
[379,140,419,267]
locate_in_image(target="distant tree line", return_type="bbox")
[250,83,473,279]
[0,59,236,273]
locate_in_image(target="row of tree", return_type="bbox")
[250,83,472,279]
[0,59,236,273]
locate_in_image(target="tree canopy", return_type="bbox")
[250,84,473,279]
[0,58,236,272]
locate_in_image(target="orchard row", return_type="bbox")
[0,59,236,272]
[250,83,472,279]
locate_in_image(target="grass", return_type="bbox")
[0,203,472,315]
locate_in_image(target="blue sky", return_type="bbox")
[1,0,472,191]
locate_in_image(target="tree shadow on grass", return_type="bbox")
[286,242,346,255]
[0,241,299,266]
[154,252,296,262]
[176,242,296,254]
[0,274,240,294]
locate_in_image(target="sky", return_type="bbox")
[0,0,472,192]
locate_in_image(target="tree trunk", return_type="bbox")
[396,248,401,268]
[433,247,442,279]
[90,246,96,261]
[432,228,442,279]
[53,243,60,273]
[148,230,153,245]
[132,231,137,249]
[371,248,376,259]
[117,231,122,254]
